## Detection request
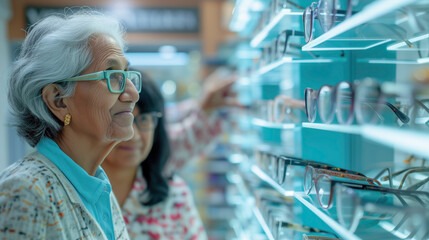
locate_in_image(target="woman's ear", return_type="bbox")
[41,84,69,122]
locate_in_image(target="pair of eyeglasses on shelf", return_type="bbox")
[259,30,319,67]
[304,78,411,125]
[245,97,305,124]
[265,206,337,239]
[254,150,366,186]
[304,165,382,195]
[303,0,355,42]
[392,7,429,58]
[58,70,142,94]
[274,30,319,60]
[400,99,429,128]
[335,184,429,238]
[309,173,429,210]
[134,112,163,131]
[271,95,306,123]
[303,234,342,240]
[273,218,337,239]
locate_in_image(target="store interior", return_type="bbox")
[1,0,429,239]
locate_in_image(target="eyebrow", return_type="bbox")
[107,59,129,69]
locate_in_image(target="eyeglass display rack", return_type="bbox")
[229,153,419,240]
[227,0,429,239]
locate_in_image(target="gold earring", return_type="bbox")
[64,114,71,126]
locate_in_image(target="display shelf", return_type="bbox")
[250,164,294,197]
[302,123,362,135]
[362,125,429,159]
[302,0,420,51]
[303,123,429,159]
[252,118,298,130]
[357,58,429,65]
[250,9,303,48]
[252,206,275,240]
[256,56,343,76]
[294,192,361,240]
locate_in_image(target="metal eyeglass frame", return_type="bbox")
[303,0,353,43]
[272,95,306,123]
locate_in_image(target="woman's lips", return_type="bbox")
[115,110,132,115]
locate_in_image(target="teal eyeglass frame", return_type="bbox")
[58,70,142,93]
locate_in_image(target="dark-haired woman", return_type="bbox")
[102,70,239,239]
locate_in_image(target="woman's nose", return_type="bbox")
[119,78,139,103]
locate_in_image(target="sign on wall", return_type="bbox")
[25,6,199,33]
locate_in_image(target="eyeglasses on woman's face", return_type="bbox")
[58,70,142,94]
[134,112,163,131]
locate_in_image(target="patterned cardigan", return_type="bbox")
[0,151,130,240]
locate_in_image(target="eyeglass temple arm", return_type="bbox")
[382,166,422,181]
[59,72,104,82]
[415,99,429,114]
[406,177,429,191]
[398,168,429,189]
[374,167,393,188]
[384,102,410,123]
[315,168,381,186]
[286,0,304,9]
[336,180,429,203]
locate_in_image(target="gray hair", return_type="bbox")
[8,10,127,147]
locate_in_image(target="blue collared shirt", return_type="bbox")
[37,137,115,240]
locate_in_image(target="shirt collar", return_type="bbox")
[37,137,111,204]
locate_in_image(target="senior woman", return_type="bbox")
[0,11,140,240]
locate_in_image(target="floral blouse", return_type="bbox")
[122,103,222,240]
[122,173,207,240]
[0,151,129,240]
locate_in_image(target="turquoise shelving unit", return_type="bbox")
[226,0,429,239]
